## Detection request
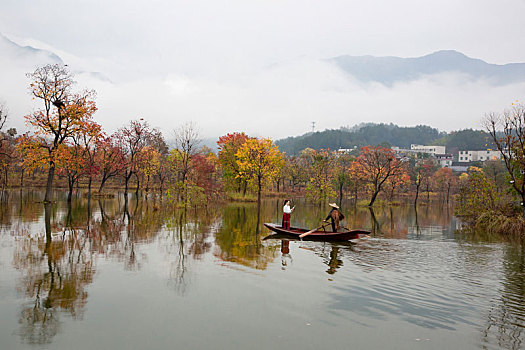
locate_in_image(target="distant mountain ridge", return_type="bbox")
[0,33,64,66]
[330,50,525,85]
[0,33,112,82]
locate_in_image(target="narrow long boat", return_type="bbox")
[263,223,370,241]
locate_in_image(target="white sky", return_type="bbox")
[1,0,525,138]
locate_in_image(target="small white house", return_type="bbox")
[410,144,446,155]
[458,150,501,162]
[435,154,453,167]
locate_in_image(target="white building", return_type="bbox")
[337,147,357,154]
[410,144,446,155]
[458,150,502,162]
[436,154,453,167]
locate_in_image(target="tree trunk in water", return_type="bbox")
[20,169,24,187]
[88,177,92,199]
[44,203,52,242]
[339,183,343,205]
[426,184,430,201]
[414,182,420,206]
[44,164,55,203]
[67,178,74,203]
[369,189,380,207]
[99,177,108,193]
[135,174,140,197]
[257,176,262,207]
[124,172,130,198]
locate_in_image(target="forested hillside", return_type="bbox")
[275,123,495,155]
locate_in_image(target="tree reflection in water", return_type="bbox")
[4,192,525,347]
[12,195,168,344]
[482,244,525,350]
[214,203,278,270]
[15,203,94,344]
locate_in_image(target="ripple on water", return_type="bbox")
[322,238,514,333]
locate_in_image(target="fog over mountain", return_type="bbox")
[1,32,524,139]
[0,33,63,66]
[332,50,525,85]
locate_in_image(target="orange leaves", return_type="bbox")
[356,145,405,182]
[17,134,50,171]
[24,64,99,171]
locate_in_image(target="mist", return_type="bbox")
[1,52,523,140]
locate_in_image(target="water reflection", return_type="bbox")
[1,191,525,349]
[280,240,292,270]
[15,202,94,344]
[481,244,525,350]
[214,204,278,270]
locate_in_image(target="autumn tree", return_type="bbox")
[356,146,406,206]
[412,158,437,205]
[483,160,507,193]
[56,120,102,201]
[433,167,457,205]
[0,103,17,192]
[347,161,365,202]
[485,104,525,214]
[333,152,354,204]
[138,146,161,194]
[236,138,284,205]
[115,119,151,197]
[189,149,221,200]
[282,154,309,192]
[217,132,252,195]
[173,122,200,184]
[147,128,169,194]
[55,143,86,202]
[78,121,103,199]
[456,170,505,222]
[383,167,411,202]
[302,149,336,204]
[25,64,97,202]
[96,136,126,193]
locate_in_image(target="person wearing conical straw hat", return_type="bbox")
[323,203,345,232]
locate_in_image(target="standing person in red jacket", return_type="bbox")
[282,199,295,229]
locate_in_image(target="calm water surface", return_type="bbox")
[0,191,524,350]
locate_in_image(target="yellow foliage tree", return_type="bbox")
[235,138,283,205]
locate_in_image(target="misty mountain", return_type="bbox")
[0,33,63,66]
[0,33,112,83]
[330,50,525,85]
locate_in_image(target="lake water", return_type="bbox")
[0,190,524,350]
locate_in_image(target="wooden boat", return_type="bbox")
[264,223,370,241]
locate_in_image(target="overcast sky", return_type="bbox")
[1,0,525,139]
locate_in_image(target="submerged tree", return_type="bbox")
[25,64,97,202]
[303,149,336,204]
[236,138,283,205]
[0,103,17,194]
[115,119,150,197]
[485,104,525,214]
[356,146,406,206]
[218,132,252,195]
[433,167,457,205]
[333,152,353,204]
